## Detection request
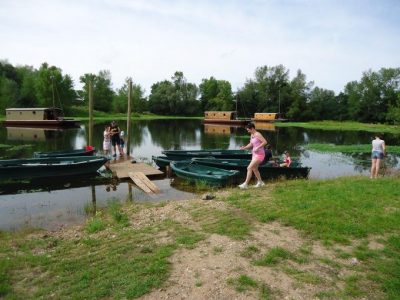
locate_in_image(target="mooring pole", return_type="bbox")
[88,80,94,146]
[126,78,132,157]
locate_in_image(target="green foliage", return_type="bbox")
[148,71,200,115]
[113,81,147,113]
[199,76,234,111]
[79,71,115,112]
[85,217,106,233]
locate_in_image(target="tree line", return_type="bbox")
[1,60,399,123]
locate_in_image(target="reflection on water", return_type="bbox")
[0,120,399,231]
[0,179,195,231]
[6,127,64,141]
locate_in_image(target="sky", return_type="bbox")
[1,0,399,95]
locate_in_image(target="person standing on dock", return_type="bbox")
[370,134,386,179]
[103,125,111,157]
[238,122,268,189]
[110,121,124,157]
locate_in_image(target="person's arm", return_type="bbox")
[254,133,267,152]
[240,142,252,150]
[382,141,386,155]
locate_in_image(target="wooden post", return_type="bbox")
[88,80,94,146]
[126,78,132,157]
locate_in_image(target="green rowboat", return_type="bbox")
[33,147,96,158]
[0,156,108,181]
[152,155,172,169]
[162,149,252,160]
[170,161,240,186]
[192,158,311,180]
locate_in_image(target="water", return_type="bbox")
[1,120,399,230]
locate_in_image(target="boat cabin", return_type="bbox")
[204,111,237,120]
[6,108,63,121]
[252,113,278,121]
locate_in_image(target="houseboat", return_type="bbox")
[251,112,287,122]
[203,111,250,125]
[3,108,80,128]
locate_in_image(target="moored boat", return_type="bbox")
[152,155,172,169]
[162,149,252,160]
[3,108,80,128]
[34,147,96,158]
[192,158,311,180]
[0,156,108,181]
[170,161,240,186]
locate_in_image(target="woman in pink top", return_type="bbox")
[238,123,268,189]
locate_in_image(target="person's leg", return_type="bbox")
[118,144,124,156]
[240,159,258,186]
[370,158,376,178]
[374,158,381,178]
[253,161,262,182]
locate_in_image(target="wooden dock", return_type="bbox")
[107,156,163,180]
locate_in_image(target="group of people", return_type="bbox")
[238,122,292,189]
[103,121,125,158]
[238,122,385,189]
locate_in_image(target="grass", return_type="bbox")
[226,176,400,244]
[276,120,400,134]
[306,143,400,154]
[1,175,400,299]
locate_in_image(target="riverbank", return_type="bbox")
[276,120,400,134]
[1,175,399,299]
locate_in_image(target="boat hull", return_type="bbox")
[170,161,240,186]
[34,148,96,158]
[162,149,252,160]
[192,158,311,180]
[0,156,108,181]
[152,155,172,169]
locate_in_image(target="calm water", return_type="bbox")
[1,120,399,230]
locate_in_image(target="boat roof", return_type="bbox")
[6,107,63,112]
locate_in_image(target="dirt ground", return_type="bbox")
[132,198,375,300]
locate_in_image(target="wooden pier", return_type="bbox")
[107,156,163,179]
[107,156,164,193]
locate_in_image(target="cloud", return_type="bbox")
[1,0,399,94]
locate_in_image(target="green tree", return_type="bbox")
[307,87,337,120]
[148,71,200,115]
[16,65,38,107]
[35,63,76,113]
[199,77,234,111]
[286,70,313,121]
[113,79,147,113]
[79,70,115,112]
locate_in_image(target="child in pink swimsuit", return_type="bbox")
[239,123,268,189]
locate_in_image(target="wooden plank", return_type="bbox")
[128,172,154,194]
[108,159,163,179]
[129,172,160,193]
[131,171,161,193]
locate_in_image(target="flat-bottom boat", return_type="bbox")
[0,156,108,181]
[162,149,252,160]
[34,147,96,158]
[152,155,172,169]
[170,161,240,186]
[192,158,311,180]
